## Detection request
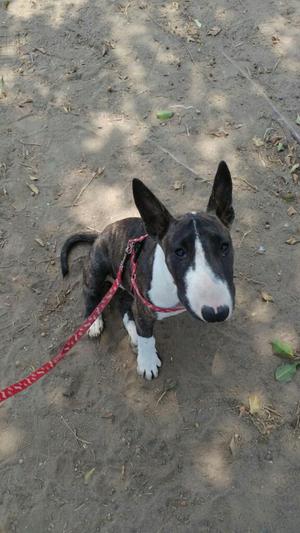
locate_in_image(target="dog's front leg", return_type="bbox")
[133,300,161,380]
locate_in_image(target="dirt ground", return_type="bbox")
[1,0,300,531]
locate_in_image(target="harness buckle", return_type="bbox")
[125,242,134,255]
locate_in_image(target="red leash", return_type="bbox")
[0,234,185,404]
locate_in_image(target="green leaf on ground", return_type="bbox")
[275,363,298,383]
[156,111,174,121]
[277,142,285,152]
[271,339,294,358]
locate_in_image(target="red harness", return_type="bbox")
[0,234,185,403]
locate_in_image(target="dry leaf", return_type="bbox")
[26,183,39,195]
[261,290,273,302]
[252,136,264,147]
[0,76,7,98]
[35,238,45,247]
[290,163,299,174]
[102,43,109,56]
[292,173,299,184]
[229,433,241,456]
[286,236,299,245]
[173,181,184,191]
[248,394,263,414]
[207,26,221,36]
[272,35,280,45]
[287,206,297,217]
[84,467,95,484]
[30,175,39,181]
[281,191,295,202]
[34,47,46,54]
[239,405,247,417]
[18,98,33,108]
[209,128,229,138]
[296,114,300,126]
[101,412,114,420]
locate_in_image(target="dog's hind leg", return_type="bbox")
[118,291,138,350]
[83,242,111,339]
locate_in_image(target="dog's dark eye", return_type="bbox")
[221,242,229,255]
[175,248,186,258]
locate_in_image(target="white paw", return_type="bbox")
[88,316,104,338]
[137,336,162,380]
[123,313,138,347]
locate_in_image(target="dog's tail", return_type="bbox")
[60,232,99,277]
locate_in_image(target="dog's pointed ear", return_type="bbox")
[207,161,235,227]
[132,179,173,240]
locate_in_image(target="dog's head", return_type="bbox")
[132,161,235,322]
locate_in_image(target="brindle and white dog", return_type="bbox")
[61,161,235,379]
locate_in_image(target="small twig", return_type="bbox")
[184,123,190,136]
[265,406,282,417]
[156,380,177,406]
[16,112,33,122]
[121,464,126,480]
[235,176,258,192]
[146,139,211,182]
[60,415,92,446]
[156,390,167,406]
[238,274,264,286]
[72,167,105,206]
[17,139,41,146]
[32,47,66,60]
[74,502,86,512]
[185,46,195,63]
[238,229,251,248]
[170,104,195,110]
[222,50,300,145]
[272,57,281,73]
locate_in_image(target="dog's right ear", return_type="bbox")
[132,179,173,240]
[207,161,235,227]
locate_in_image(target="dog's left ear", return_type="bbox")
[132,179,174,240]
[207,161,235,227]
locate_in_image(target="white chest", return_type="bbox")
[148,244,186,321]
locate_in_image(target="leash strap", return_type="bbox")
[0,233,184,404]
[0,269,121,404]
[0,235,145,404]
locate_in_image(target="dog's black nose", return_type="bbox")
[201,305,229,322]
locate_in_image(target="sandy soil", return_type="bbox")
[1,0,300,532]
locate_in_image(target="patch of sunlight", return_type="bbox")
[195,134,230,163]
[10,0,85,24]
[46,386,66,408]
[208,93,228,110]
[0,425,24,459]
[249,300,275,324]
[0,68,16,87]
[259,18,298,55]
[82,114,134,153]
[196,446,231,488]
[214,7,234,23]
[74,183,136,227]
